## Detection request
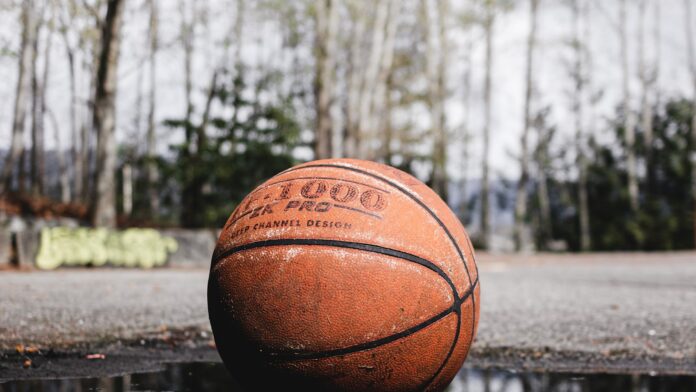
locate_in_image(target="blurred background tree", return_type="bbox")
[161,68,300,228]
[0,0,695,252]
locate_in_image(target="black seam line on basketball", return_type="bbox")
[265,278,478,362]
[419,311,462,391]
[419,274,477,389]
[210,237,477,362]
[331,203,382,220]
[211,238,458,298]
[284,164,473,288]
[262,176,390,193]
[284,163,478,357]
[419,275,479,390]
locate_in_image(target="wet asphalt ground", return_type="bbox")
[0,252,694,379]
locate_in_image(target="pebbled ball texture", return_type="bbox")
[208,159,480,392]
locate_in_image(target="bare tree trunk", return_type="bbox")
[535,117,553,250]
[47,109,70,203]
[380,72,394,164]
[59,13,79,202]
[480,4,494,249]
[578,153,591,251]
[234,0,244,71]
[1,0,36,192]
[537,166,551,249]
[200,71,219,135]
[426,0,449,201]
[514,0,539,251]
[180,0,194,141]
[229,0,244,128]
[314,0,339,160]
[458,29,474,224]
[122,164,132,216]
[372,0,399,162]
[80,120,91,201]
[684,0,696,248]
[36,10,54,196]
[357,0,390,159]
[37,10,55,194]
[581,0,597,251]
[344,2,366,157]
[570,0,591,251]
[82,32,102,202]
[638,0,656,194]
[30,11,45,196]
[91,0,125,228]
[653,0,661,109]
[146,0,160,219]
[133,54,144,140]
[181,69,218,228]
[620,0,639,212]
[179,0,196,227]
[18,149,27,193]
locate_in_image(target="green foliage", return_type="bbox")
[542,99,695,251]
[161,68,302,228]
[582,99,694,250]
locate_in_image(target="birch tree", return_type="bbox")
[57,3,80,202]
[533,109,553,249]
[372,0,399,161]
[357,0,389,159]
[513,0,540,251]
[1,0,36,192]
[342,0,397,159]
[480,0,496,248]
[146,0,160,218]
[344,1,366,158]
[30,6,47,196]
[36,8,55,196]
[620,0,639,212]
[314,0,339,159]
[178,0,199,227]
[685,0,696,248]
[81,0,106,202]
[652,0,661,109]
[177,0,224,227]
[568,0,591,251]
[638,0,657,193]
[46,108,71,203]
[458,20,474,224]
[426,0,450,201]
[180,0,195,134]
[91,0,125,228]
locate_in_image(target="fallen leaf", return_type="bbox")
[25,346,39,354]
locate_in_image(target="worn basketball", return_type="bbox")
[208,159,480,392]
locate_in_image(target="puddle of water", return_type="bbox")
[1,362,695,392]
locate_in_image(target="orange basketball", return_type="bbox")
[208,159,480,391]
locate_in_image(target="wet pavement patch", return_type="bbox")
[1,362,695,392]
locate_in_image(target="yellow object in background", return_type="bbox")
[35,228,178,270]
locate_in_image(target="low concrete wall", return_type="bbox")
[159,229,219,267]
[0,229,12,267]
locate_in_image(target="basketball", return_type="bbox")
[208,159,480,391]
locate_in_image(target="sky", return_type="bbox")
[0,0,693,182]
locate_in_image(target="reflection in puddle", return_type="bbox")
[1,362,695,392]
